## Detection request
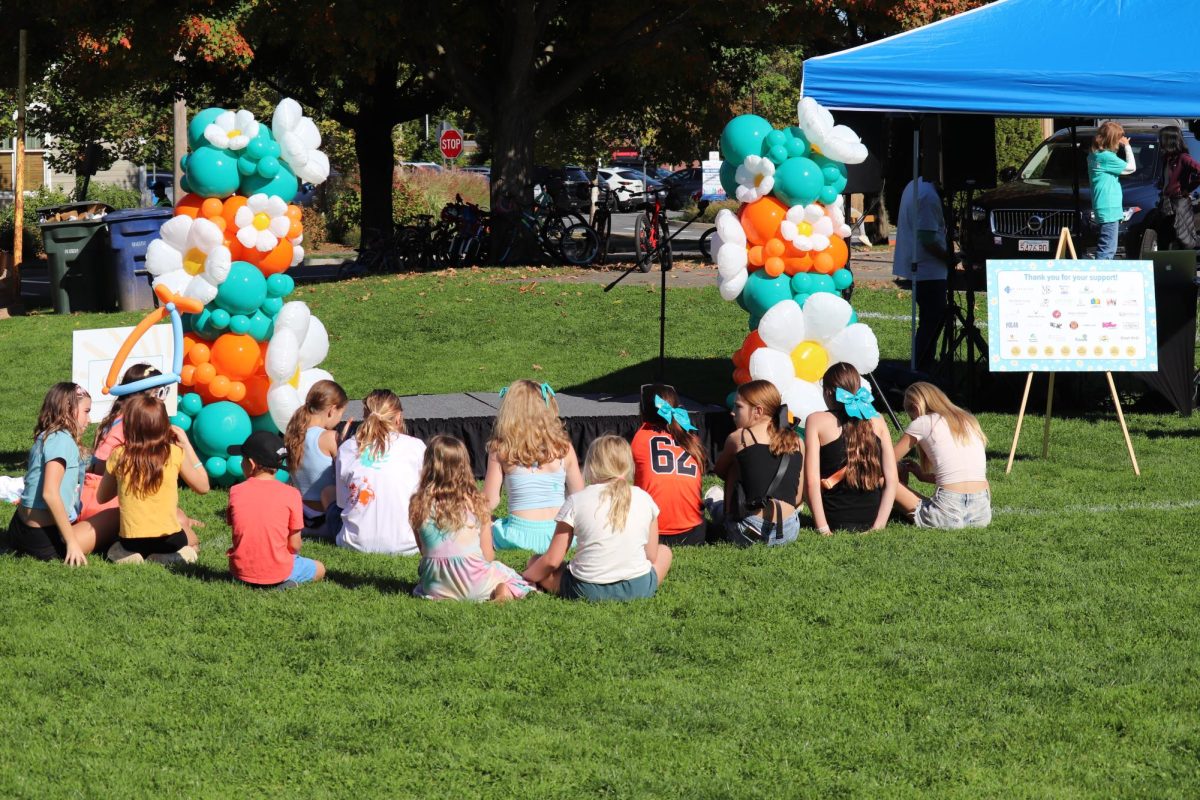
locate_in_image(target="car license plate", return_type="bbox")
[1018,239,1050,253]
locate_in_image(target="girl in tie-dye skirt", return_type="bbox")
[410,435,534,603]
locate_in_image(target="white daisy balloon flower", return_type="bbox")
[780,203,834,252]
[144,215,232,305]
[747,293,880,422]
[734,155,775,203]
[272,98,331,185]
[796,97,868,165]
[235,193,293,252]
[709,208,749,301]
[203,109,260,152]
[264,301,333,431]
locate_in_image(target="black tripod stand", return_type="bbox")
[603,201,710,379]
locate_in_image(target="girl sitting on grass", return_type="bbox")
[411,435,534,603]
[484,379,583,553]
[284,379,349,537]
[7,383,118,565]
[98,394,210,564]
[631,383,707,547]
[804,363,897,533]
[523,435,671,602]
[892,382,991,529]
[334,389,425,554]
[709,380,804,547]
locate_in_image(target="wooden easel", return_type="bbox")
[1004,228,1141,476]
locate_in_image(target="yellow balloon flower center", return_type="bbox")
[790,340,829,383]
[228,128,242,139]
[754,173,765,187]
[797,221,813,236]
[253,212,272,231]
[183,247,206,276]
[288,367,301,388]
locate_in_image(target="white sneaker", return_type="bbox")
[703,485,725,510]
[147,546,199,565]
[107,542,144,565]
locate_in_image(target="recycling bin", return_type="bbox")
[38,202,114,314]
[106,207,173,311]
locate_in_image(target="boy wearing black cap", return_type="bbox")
[227,431,325,588]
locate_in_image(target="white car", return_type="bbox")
[597,167,662,211]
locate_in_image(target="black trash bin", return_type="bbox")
[106,207,174,311]
[38,202,114,313]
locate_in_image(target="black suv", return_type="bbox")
[532,165,591,211]
[960,126,1200,265]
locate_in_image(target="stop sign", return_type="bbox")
[439,128,463,160]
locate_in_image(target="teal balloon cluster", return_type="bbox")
[187,265,294,342]
[171,393,285,486]
[180,107,299,203]
[718,114,848,208]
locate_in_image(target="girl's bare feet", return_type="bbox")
[491,584,515,603]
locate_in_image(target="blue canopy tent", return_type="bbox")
[800,0,1200,118]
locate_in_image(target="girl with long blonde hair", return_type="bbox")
[523,435,671,601]
[334,389,426,554]
[8,383,119,565]
[892,382,990,529]
[710,379,805,546]
[284,379,349,535]
[484,379,583,553]
[804,363,898,533]
[96,394,210,564]
[410,436,534,602]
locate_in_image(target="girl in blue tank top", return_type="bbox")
[484,379,584,553]
[284,380,349,536]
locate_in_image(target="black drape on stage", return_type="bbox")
[1138,252,1198,415]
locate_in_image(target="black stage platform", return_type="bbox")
[344,392,732,479]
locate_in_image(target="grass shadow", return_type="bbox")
[324,569,416,596]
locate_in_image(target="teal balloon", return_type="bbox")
[180,174,192,195]
[180,392,204,417]
[192,401,252,460]
[187,107,225,151]
[784,128,810,158]
[719,161,739,198]
[204,456,228,479]
[261,296,284,317]
[215,261,268,316]
[812,154,848,193]
[819,185,840,205]
[744,269,791,318]
[237,156,258,177]
[248,310,274,342]
[183,145,240,198]
[250,412,281,435]
[767,144,789,166]
[274,469,290,484]
[266,273,294,298]
[720,115,773,165]
[735,289,750,312]
[256,155,280,179]
[765,129,787,148]
[240,161,298,203]
[229,314,251,335]
[209,308,231,329]
[794,292,811,307]
[246,137,269,160]
[812,274,836,294]
[832,268,854,291]
[725,390,738,410]
[171,413,191,432]
[772,156,823,207]
[227,455,246,480]
[790,272,816,295]
[748,314,762,331]
[849,310,858,324]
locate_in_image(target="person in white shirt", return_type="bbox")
[891,382,990,529]
[335,389,426,554]
[523,435,672,602]
[893,175,955,371]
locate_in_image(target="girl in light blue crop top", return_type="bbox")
[483,379,585,553]
[284,380,349,533]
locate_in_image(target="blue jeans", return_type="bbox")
[913,489,992,529]
[1094,220,1118,260]
[709,500,800,547]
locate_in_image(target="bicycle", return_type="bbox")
[494,189,598,265]
[589,182,616,265]
[698,226,716,261]
[631,186,672,273]
[339,226,405,279]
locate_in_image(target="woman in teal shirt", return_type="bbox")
[1088,121,1136,260]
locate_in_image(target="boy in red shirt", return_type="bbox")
[227,431,326,588]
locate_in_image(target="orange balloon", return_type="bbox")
[287,219,303,240]
[813,251,836,275]
[784,254,814,276]
[764,238,785,257]
[180,364,196,385]
[739,196,788,246]
[241,373,270,417]
[286,204,303,222]
[764,256,785,277]
[209,375,231,398]
[732,366,751,385]
[189,341,211,365]
[211,216,227,232]
[210,333,262,380]
[174,193,204,219]
[200,197,224,219]
[248,240,293,275]
[222,195,249,231]
[195,362,217,384]
[747,245,765,268]
[743,330,766,351]
[226,381,247,404]
[826,236,849,271]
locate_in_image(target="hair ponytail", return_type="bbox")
[640,383,708,470]
[736,380,803,457]
[285,380,348,472]
[583,435,635,531]
[356,389,405,460]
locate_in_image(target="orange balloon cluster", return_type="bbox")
[730,329,766,385]
[180,332,270,415]
[175,193,304,276]
[737,196,849,279]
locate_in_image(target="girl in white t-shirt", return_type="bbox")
[891,382,991,529]
[335,389,426,554]
[523,435,672,602]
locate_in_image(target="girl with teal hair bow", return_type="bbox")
[803,362,898,534]
[630,384,709,547]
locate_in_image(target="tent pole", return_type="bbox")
[910,120,920,371]
[1070,124,1080,246]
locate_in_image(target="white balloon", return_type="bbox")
[265,329,300,382]
[825,323,880,375]
[718,270,747,301]
[715,208,745,243]
[272,98,303,136]
[183,275,218,305]
[802,292,853,343]
[749,347,795,391]
[758,300,807,353]
[152,270,189,297]
[716,243,748,278]
[783,378,828,424]
[297,316,329,369]
[157,214,192,250]
[145,238,183,277]
[267,383,302,434]
[296,149,330,185]
[274,301,311,339]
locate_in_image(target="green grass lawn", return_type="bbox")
[1,272,1198,798]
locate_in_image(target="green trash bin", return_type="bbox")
[38,202,115,314]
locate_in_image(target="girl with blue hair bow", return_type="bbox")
[631,384,708,547]
[804,363,897,533]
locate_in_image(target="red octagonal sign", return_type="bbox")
[439,128,463,160]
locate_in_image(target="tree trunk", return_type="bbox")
[488,105,537,263]
[354,109,396,241]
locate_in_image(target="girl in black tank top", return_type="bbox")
[735,428,803,508]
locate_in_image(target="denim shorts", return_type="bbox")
[559,568,658,602]
[710,500,800,547]
[914,488,992,529]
